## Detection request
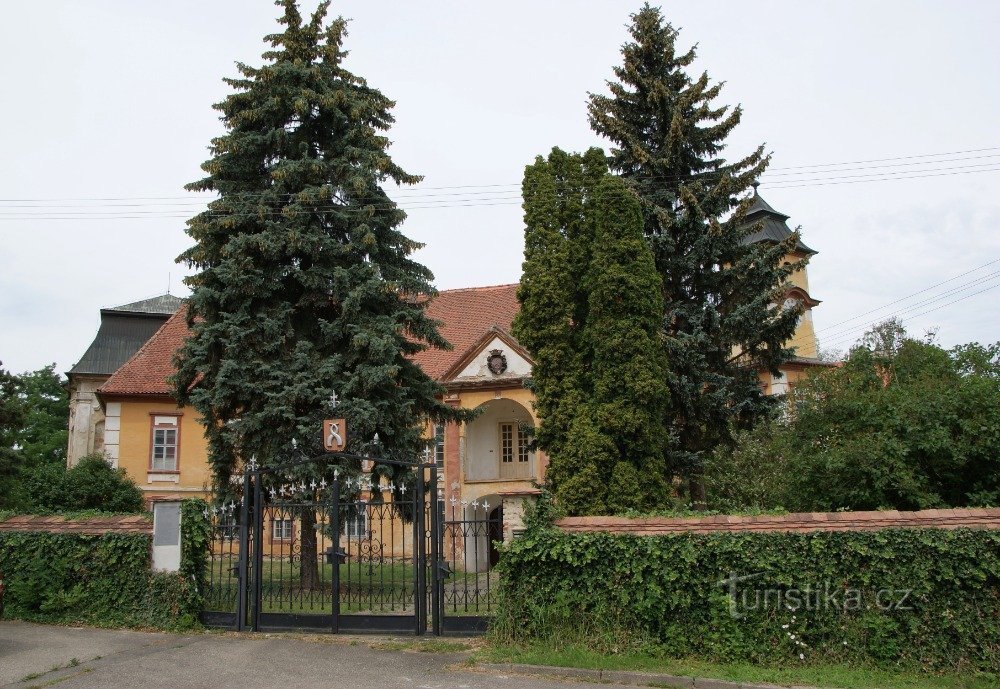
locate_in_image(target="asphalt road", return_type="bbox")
[0,621,604,689]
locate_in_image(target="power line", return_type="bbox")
[5,154,1000,210]
[819,281,1000,352]
[811,257,1000,337]
[814,272,1000,347]
[3,163,1000,221]
[1,145,999,205]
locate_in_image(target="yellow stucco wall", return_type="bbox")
[111,397,211,503]
[786,252,811,293]
[784,251,819,359]
[791,309,819,359]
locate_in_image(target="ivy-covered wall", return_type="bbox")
[0,499,210,630]
[493,527,1000,672]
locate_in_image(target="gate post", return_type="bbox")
[236,469,252,632]
[414,462,427,635]
[429,463,442,636]
[331,473,341,634]
[250,471,264,632]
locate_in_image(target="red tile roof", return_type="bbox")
[99,305,190,396]
[99,283,522,397]
[416,283,521,379]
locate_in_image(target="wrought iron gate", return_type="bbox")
[200,453,498,635]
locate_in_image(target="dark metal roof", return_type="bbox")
[741,187,816,255]
[68,295,181,376]
[106,294,183,315]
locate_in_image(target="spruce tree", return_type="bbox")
[173,1,464,585]
[588,4,803,507]
[514,149,669,514]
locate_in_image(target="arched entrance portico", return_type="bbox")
[463,398,536,483]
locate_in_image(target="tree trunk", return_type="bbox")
[299,510,319,590]
[688,473,708,511]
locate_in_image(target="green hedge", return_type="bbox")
[0,499,211,630]
[493,527,1000,672]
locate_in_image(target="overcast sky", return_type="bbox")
[2,1,999,375]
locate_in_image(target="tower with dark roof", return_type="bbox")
[66,294,183,466]
[741,185,828,394]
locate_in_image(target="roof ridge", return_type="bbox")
[106,293,185,314]
[437,283,519,294]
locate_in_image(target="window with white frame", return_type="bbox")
[342,505,368,538]
[499,422,515,463]
[433,423,445,469]
[271,518,293,541]
[150,416,179,471]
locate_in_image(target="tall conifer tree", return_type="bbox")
[173,1,464,582]
[514,149,668,514]
[588,4,803,506]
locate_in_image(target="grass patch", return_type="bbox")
[371,638,472,653]
[478,644,999,689]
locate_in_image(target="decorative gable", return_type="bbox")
[443,328,533,383]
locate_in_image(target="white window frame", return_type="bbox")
[150,416,179,472]
[433,423,445,470]
[342,504,368,538]
[271,518,294,541]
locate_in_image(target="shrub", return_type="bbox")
[22,453,145,513]
[493,526,1000,672]
[0,529,199,629]
[0,499,211,629]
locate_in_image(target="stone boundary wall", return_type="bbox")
[0,515,152,535]
[556,507,1000,535]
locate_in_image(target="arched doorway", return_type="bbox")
[464,398,536,482]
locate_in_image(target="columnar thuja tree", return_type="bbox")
[173,1,463,586]
[588,4,803,506]
[514,149,668,514]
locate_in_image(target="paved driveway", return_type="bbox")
[0,622,600,689]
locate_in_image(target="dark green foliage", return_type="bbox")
[513,151,668,515]
[9,365,68,469]
[180,499,211,611]
[588,5,802,505]
[0,362,25,505]
[704,424,789,513]
[705,321,1000,512]
[493,527,1000,672]
[0,363,69,508]
[0,529,200,629]
[173,0,466,495]
[585,175,669,511]
[514,148,606,471]
[21,453,145,513]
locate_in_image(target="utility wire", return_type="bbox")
[811,257,1000,337]
[3,163,1000,221]
[819,281,1000,352]
[1,145,998,206]
[793,271,1000,350]
[6,154,1000,209]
